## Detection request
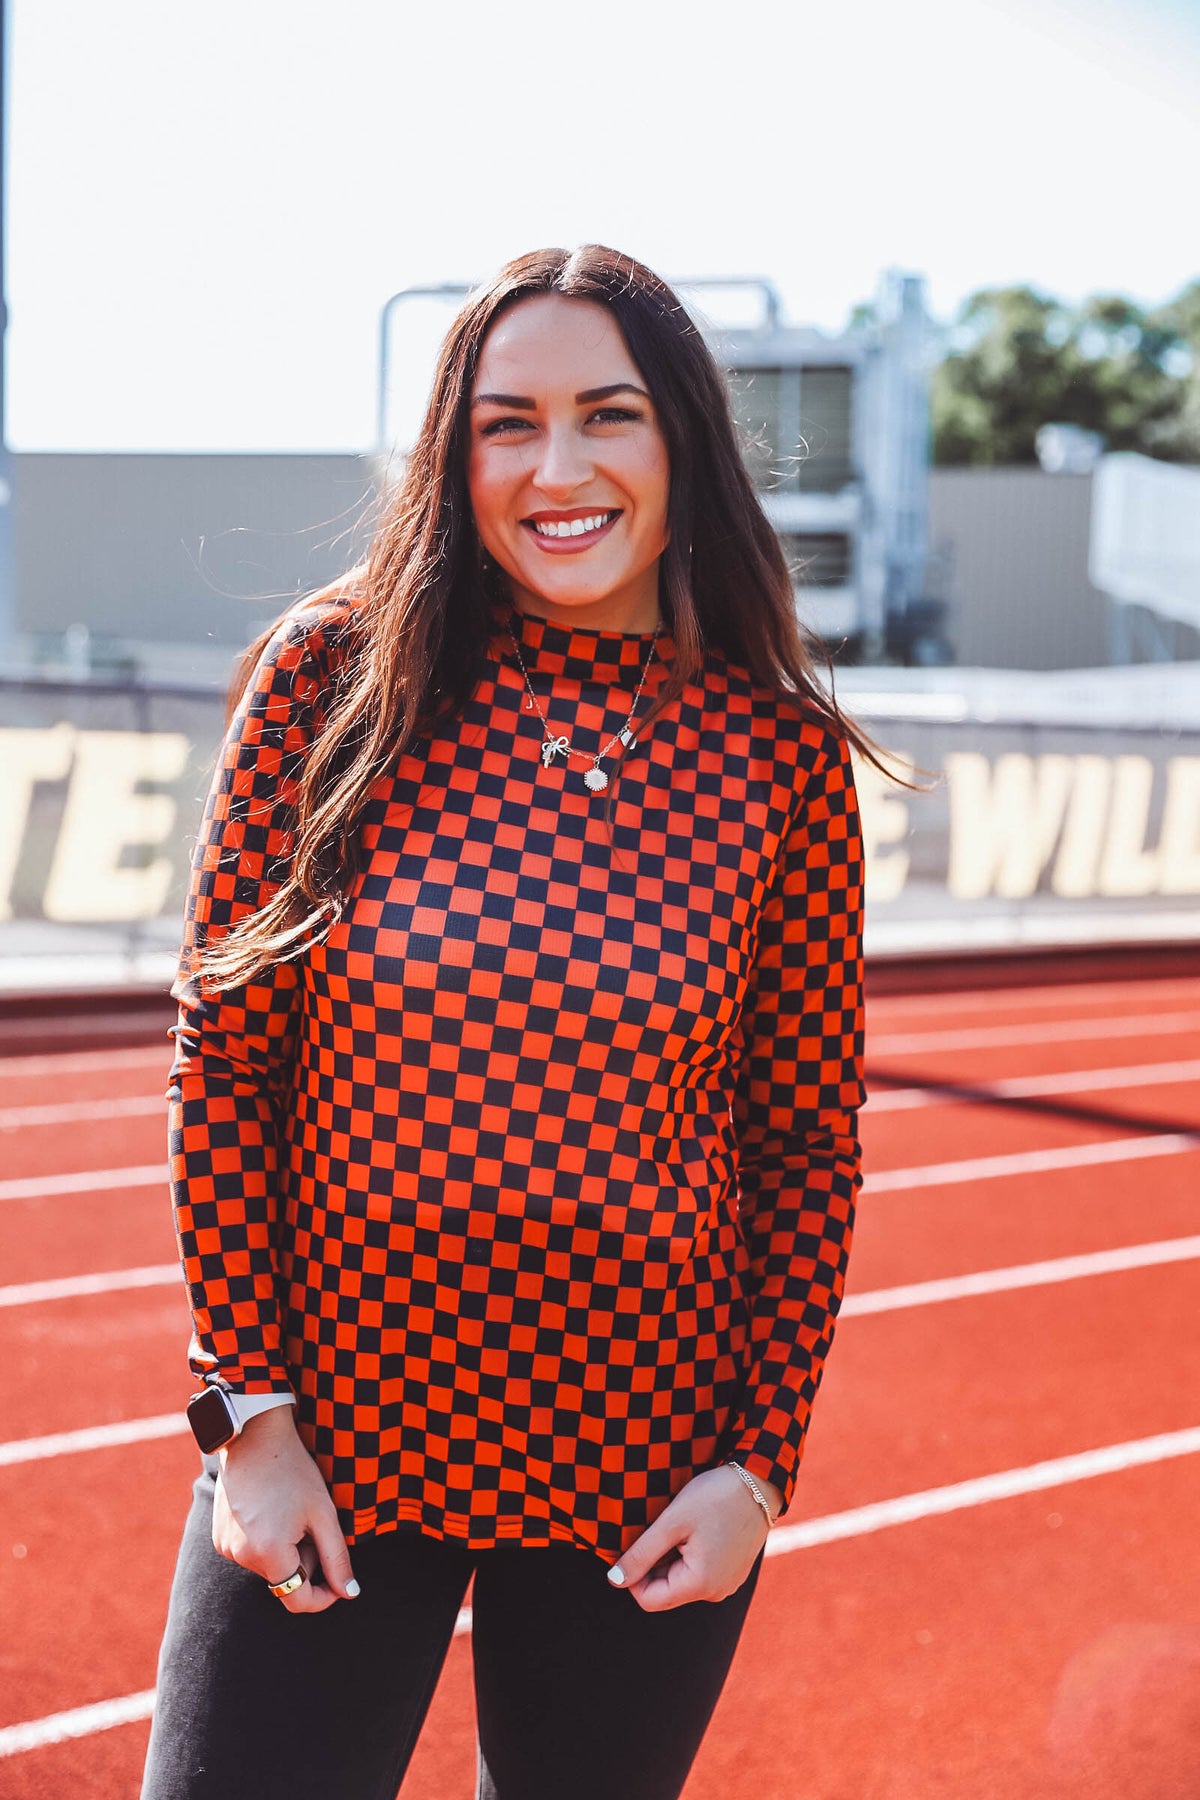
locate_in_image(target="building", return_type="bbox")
[5,273,1195,684]
[714,268,944,665]
[927,465,1200,669]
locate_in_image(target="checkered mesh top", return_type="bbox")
[169,591,866,1561]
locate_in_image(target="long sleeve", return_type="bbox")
[727,726,867,1512]
[167,605,345,1395]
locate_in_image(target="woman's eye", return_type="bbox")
[589,407,640,425]
[480,417,532,437]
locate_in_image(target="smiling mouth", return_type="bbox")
[522,509,621,548]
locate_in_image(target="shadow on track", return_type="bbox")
[863,1067,1200,1144]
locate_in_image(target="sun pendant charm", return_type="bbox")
[584,766,609,793]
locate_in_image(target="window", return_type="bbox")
[778,532,852,587]
[797,366,854,493]
[726,367,789,491]
[726,364,855,493]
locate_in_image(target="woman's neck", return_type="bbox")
[507,572,663,637]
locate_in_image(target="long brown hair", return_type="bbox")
[204,244,912,988]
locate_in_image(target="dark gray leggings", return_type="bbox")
[140,1461,763,1800]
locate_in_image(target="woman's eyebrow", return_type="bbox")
[472,392,537,410]
[575,382,651,404]
[470,382,651,410]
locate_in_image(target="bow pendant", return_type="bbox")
[541,734,571,767]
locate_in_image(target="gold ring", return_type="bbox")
[267,1567,307,1599]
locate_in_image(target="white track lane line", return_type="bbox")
[8,1233,1200,1318]
[863,1132,1198,1193]
[867,1057,1200,1111]
[0,1003,1196,1082]
[0,1414,188,1466]
[0,1094,161,1129]
[869,1010,1200,1056]
[0,1691,159,1757]
[2,1054,1194,1132]
[4,1126,1198,1208]
[0,1053,1192,1134]
[0,1044,168,1080]
[0,1264,179,1308]
[840,1234,1200,1315]
[0,1163,165,1202]
[765,1424,1200,1556]
[5,1424,1200,1758]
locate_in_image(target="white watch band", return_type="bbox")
[229,1391,296,1430]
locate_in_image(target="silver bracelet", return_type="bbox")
[726,1459,776,1526]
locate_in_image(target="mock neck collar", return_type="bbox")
[490,594,675,690]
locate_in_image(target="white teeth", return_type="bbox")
[533,512,614,538]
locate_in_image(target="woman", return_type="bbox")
[142,244,874,1800]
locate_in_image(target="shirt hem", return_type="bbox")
[344,1500,620,1566]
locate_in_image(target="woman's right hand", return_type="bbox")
[212,1406,360,1614]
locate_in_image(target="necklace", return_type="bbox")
[506,619,663,795]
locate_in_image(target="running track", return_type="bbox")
[1,967,1198,1797]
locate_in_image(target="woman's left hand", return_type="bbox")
[608,1464,783,1612]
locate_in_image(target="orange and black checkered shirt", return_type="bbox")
[169,593,866,1562]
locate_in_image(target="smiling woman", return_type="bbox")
[142,245,882,1800]
[468,299,670,633]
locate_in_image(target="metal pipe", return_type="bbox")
[376,282,471,453]
[375,273,787,454]
[670,277,784,333]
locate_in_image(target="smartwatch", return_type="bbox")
[186,1384,241,1453]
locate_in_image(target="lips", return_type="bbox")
[522,509,622,552]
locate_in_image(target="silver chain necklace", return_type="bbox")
[506,620,663,795]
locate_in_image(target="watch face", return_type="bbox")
[187,1387,237,1454]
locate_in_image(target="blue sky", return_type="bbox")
[8,0,1198,451]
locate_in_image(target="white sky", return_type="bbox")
[8,0,1199,451]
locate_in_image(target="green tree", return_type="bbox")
[927,280,1200,466]
[1143,278,1200,459]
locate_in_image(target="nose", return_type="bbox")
[530,422,593,499]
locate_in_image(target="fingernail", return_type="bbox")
[607,1565,625,1586]
[345,1579,361,1598]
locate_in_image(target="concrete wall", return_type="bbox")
[929,466,1200,669]
[928,468,1110,669]
[8,453,1198,680]
[12,452,379,679]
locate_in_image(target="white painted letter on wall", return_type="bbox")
[851,751,915,904]
[0,725,75,921]
[42,732,190,922]
[947,753,1074,900]
[1160,758,1200,895]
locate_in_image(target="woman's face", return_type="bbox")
[467,294,670,633]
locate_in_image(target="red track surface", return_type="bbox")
[1,967,1198,1797]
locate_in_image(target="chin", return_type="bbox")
[535,583,614,605]
[515,569,621,608]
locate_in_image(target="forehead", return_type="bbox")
[473,295,643,395]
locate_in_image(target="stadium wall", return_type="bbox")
[1,678,1196,993]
